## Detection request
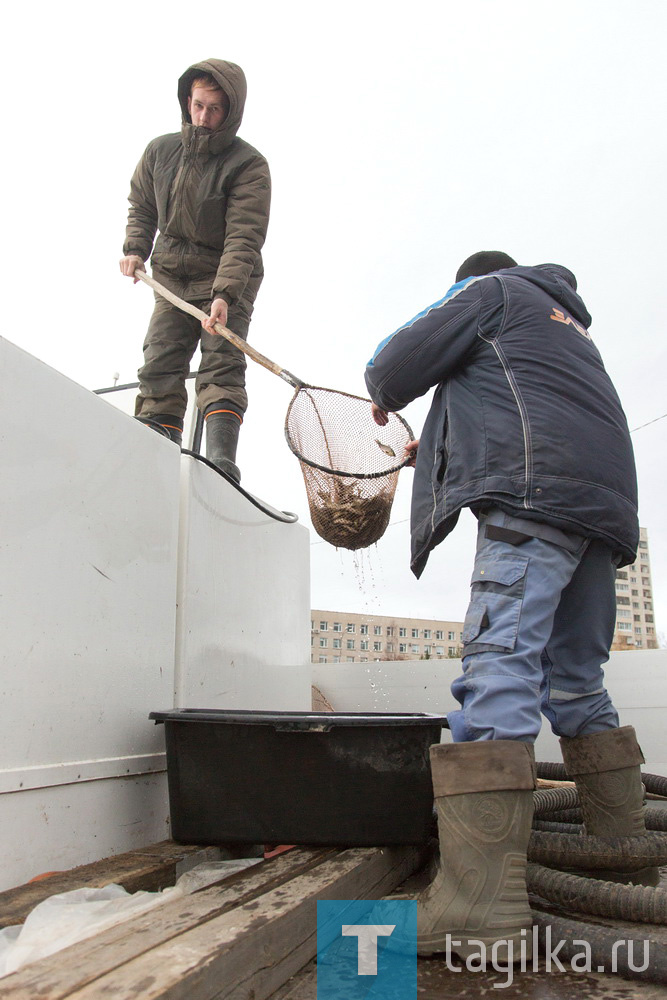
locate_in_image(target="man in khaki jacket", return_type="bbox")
[120,58,271,482]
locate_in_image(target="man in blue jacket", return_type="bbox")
[365,252,647,961]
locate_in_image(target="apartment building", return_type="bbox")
[311,610,464,664]
[613,527,658,650]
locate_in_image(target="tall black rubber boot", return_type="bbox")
[136,414,183,446]
[204,405,242,483]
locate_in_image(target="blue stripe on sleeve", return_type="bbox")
[366,275,482,366]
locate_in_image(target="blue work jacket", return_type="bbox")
[365,264,639,577]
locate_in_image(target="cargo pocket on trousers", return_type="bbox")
[462,554,529,655]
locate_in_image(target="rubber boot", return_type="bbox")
[416,740,536,962]
[560,726,657,883]
[204,405,241,483]
[560,726,646,836]
[136,413,183,446]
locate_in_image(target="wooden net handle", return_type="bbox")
[135,270,304,389]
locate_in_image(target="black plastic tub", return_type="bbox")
[149,709,446,846]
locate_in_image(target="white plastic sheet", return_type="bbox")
[0,857,262,979]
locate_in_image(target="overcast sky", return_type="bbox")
[2,0,665,639]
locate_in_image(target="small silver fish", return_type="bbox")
[375,439,396,458]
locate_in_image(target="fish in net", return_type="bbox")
[285,387,413,549]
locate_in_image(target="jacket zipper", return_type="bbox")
[489,340,532,507]
[174,129,199,275]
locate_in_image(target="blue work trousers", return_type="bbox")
[448,509,621,742]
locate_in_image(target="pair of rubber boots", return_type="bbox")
[137,407,241,483]
[417,726,646,961]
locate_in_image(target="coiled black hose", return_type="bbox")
[643,772,667,798]
[536,761,568,780]
[544,807,583,823]
[529,829,667,870]
[644,807,667,831]
[533,820,582,834]
[528,863,667,923]
[533,786,579,816]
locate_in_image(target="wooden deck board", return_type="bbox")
[0,847,332,998]
[0,842,223,929]
[65,846,421,1000]
[1,846,422,999]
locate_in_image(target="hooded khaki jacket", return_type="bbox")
[123,59,271,309]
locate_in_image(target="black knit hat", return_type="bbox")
[456,251,517,283]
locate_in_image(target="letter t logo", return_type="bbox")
[341,924,396,975]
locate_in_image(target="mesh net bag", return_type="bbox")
[285,387,414,549]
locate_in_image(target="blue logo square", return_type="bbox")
[317,899,417,1000]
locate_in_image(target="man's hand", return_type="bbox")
[119,255,145,283]
[404,439,419,467]
[371,403,389,427]
[202,297,229,334]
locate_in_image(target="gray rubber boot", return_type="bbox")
[205,408,241,483]
[417,740,536,962]
[559,726,647,837]
[559,726,657,884]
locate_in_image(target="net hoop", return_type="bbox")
[284,385,414,480]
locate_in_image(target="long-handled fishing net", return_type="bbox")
[136,271,414,549]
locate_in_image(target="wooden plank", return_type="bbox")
[2,846,421,1000]
[268,961,317,1000]
[0,847,335,999]
[65,846,422,1000]
[0,842,222,929]
[535,778,575,789]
